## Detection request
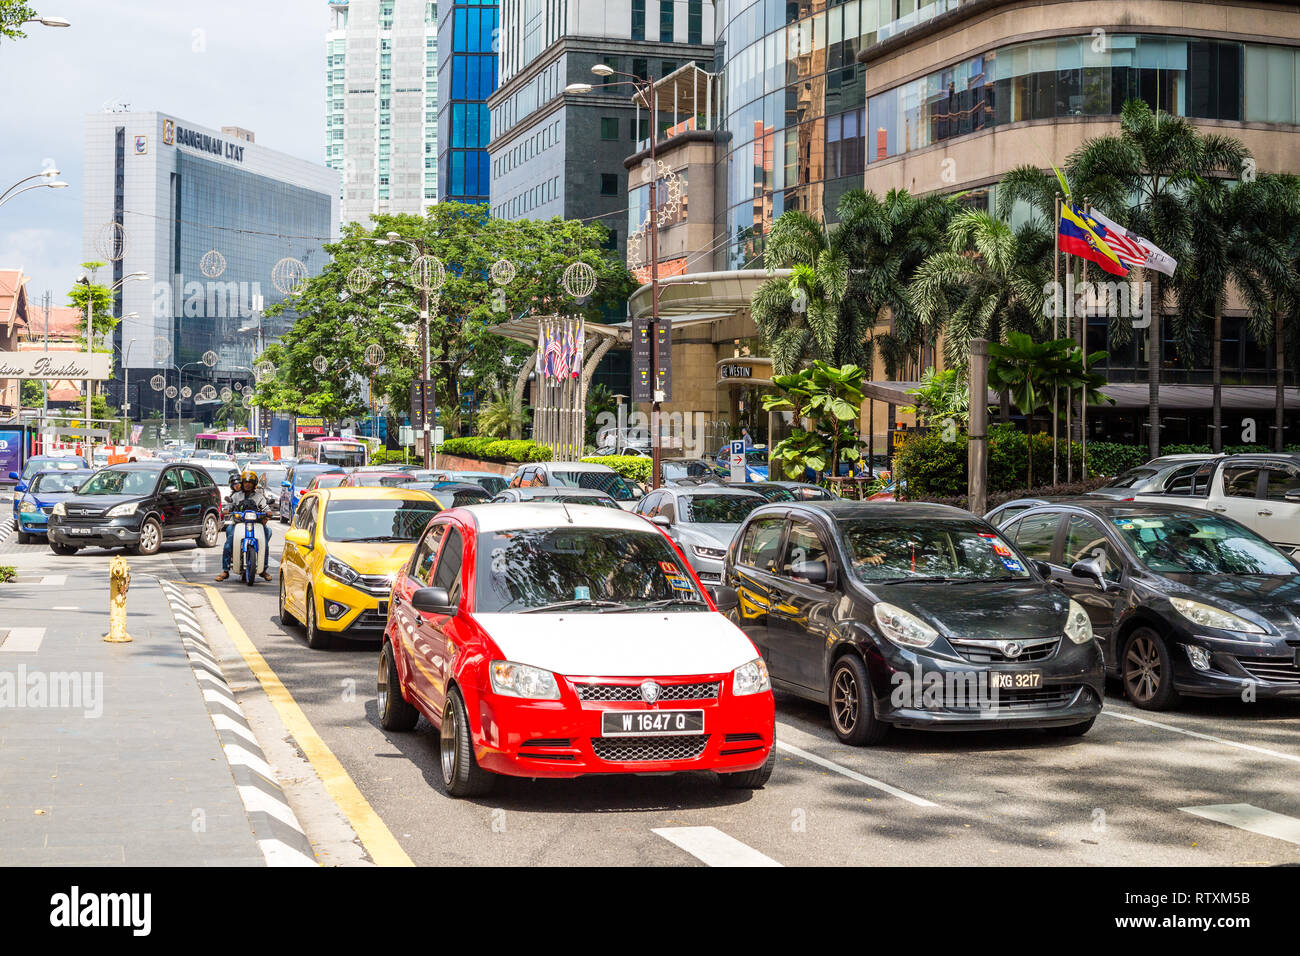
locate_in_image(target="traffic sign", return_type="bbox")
[729,439,746,482]
[410,379,435,426]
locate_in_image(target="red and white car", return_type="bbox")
[378,503,776,796]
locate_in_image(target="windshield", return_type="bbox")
[313,474,347,489]
[682,493,765,524]
[839,518,1032,582]
[30,472,88,494]
[475,527,706,612]
[429,488,492,508]
[322,498,442,542]
[296,469,340,489]
[663,460,716,481]
[204,466,239,485]
[321,446,366,468]
[1103,467,1159,489]
[1112,513,1297,575]
[468,475,506,494]
[23,459,82,479]
[545,493,619,508]
[748,484,795,501]
[258,469,288,490]
[79,469,160,497]
[548,469,634,500]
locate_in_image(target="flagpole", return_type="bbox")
[1081,199,1092,480]
[1053,193,1061,489]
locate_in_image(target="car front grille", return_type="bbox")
[1236,655,1300,684]
[943,685,1081,713]
[574,680,721,702]
[355,574,395,597]
[950,637,1059,664]
[349,608,388,630]
[591,734,710,762]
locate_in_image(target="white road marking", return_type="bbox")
[238,784,306,830]
[223,742,278,785]
[652,826,781,867]
[1103,710,1300,765]
[38,575,67,586]
[0,628,46,653]
[211,712,261,747]
[51,606,80,611]
[258,839,318,867]
[1181,804,1300,846]
[776,738,940,808]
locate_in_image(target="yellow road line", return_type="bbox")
[195,583,415,867]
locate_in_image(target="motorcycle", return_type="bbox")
[230,508,267,586]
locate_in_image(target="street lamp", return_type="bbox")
[570,64,667,487]
[25,15,71,27]
[0,169,69,210]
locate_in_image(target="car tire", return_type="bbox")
[1046,717,1096,737]
[132,517,162,556]
[828,654,889,746]
[440,687,493,797]
[278,573,298,626]
[718,745,776,789]
[16,531,32,545]
[197,511,219,548]
[378,641,419,732]
[1122,627,1179,711]
[304,589,335,650]
[50,541,79,556]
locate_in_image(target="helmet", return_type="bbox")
[240,470,259,487]
[228,473,242,489]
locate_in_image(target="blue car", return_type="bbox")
[14,469,94,543]
[714,444,770,482]
[278,463,345,522]
[9,456,89,520]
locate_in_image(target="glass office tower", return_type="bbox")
[438,0,498,202]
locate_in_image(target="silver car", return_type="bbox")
[635,486,768,587]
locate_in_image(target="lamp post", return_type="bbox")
[0,169,69,210]
[570,65,665,487]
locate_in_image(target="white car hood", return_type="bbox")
[474,611,758,677]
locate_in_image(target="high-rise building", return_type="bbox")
[438,0,498,203]
[327,0,441,226]
[82,110,339,421]
[488,1,716,256]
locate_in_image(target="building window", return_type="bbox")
[600,117,619,140]
[660,0,674,43]
[600,173,619,195]
[632,57,648,82]
[688,0,702,45]
[632,0,645,41]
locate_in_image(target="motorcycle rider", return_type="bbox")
[218,472,241,570]
[215,470,273,582]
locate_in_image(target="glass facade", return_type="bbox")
[171,153,334,375]
[441,0,498,201]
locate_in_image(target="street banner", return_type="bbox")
[0,351,113,380]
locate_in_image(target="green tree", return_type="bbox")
[987,333,1084,488]
[20,379,44,407]
[761,362,866,480]
[1067,100,1250,457]
[902,367,970,428]
[475,390,526,439]
[254,204,633,430]
[0,1,36,40]
[67,262,117,349]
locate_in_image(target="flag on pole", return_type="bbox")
[536,321,544,374]
[546,321,563,380]
[1059,204,1128,277]
[1087,207,1178,277]
[572,319,584,378]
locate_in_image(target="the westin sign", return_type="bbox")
[0,352,112,380]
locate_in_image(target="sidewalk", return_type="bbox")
[0,563,309,865]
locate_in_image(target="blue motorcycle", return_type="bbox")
[230,508,267,586]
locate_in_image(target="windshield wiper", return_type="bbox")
[877,575,954,584]
[337,535,408,542]
[518,600,630,614]
[607,598,710,612]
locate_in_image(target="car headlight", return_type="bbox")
[1064,599,1094,644]
[322,555,360,586]
[18,500,36,513]
[732,658,771,696]
[873,602,939,648]
[1169,597,1265,634]
[488,661,561,699]
[106,502,138,518]
[52,502,66,516]
[693,544,726,560]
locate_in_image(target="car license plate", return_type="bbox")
[68,528,93,535]
[601,710,704,737]
[990,671,1041,690]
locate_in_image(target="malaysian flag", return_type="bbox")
[546,322,565,380]
[571,319,584,378]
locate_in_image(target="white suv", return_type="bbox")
[506,461,644,511]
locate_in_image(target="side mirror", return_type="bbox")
[789,559,831,586]
[1033,560,1052,579]
[411,586,457,616]
[631,486,645,499]
[651,514,672,528]
[1286,488,1300,503]
[281,480,291,488]
[284,528,312,549]
[711,585,740,612]
[1071,557,1109,592]
[7,472,18,481]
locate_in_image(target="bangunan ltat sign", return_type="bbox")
[0,352,113,380]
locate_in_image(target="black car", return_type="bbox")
[721,500,1104,745]
[999,498,1300,709]
[46,462,223,556]
[405,480,494,508]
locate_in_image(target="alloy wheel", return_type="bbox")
[1125,635,1162,703]
[140,521,160,553]
[377,651,389,715]
[831,668,859,735]
[440,702,459,785]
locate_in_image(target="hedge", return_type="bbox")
[909,478,1114,514]
[894,424,1085,497]
[580,455,652,484]
[440,436,552,463]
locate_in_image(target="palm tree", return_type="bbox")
[1175,175,1294,451]
[908,210,1051,370]
[1067,100,1250,458]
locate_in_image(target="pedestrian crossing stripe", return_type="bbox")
[1181,804,1300,846]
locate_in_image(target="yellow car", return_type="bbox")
[278,486,443,649]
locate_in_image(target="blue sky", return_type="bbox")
[0,0,329,308]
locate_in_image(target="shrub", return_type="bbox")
[0,565,15,584]
[1086,442,1149,478]
[440,437,552,464]
[909,478,1114,514]
[580,455,652,484]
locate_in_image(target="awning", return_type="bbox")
[1097,384,1300,410]
[628,269,792,321]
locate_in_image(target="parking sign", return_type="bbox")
[729,439,746,483]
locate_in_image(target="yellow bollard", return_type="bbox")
[104,554,133,643]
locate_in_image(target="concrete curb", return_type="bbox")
[157,578,318,867]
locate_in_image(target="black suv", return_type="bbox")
[46,461,222,556]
